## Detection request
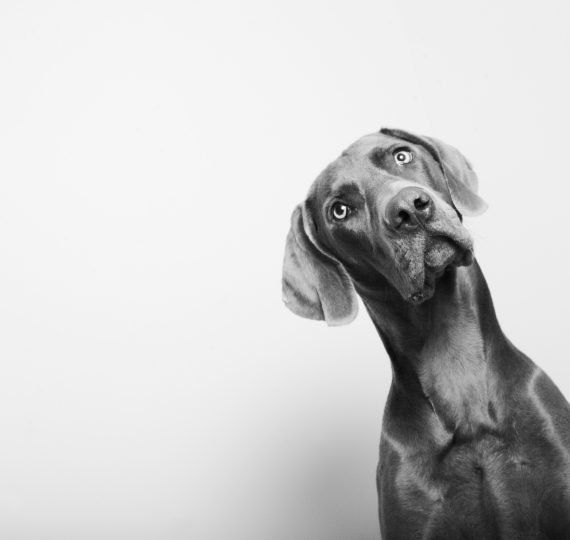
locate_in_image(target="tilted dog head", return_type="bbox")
[282,128,488,326]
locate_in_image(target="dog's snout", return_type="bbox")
[385,187,434,230]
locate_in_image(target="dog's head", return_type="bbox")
[282,128,488,326]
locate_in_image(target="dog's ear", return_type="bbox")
[380,128,488,217]
[424,135,488,217]
[282,203,358,326]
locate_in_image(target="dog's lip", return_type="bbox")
[407,268,443,304]
[425,224,473,252]
[425,236,474,271]
[392,207,474,304]
[408,274,436,304]
[406,235,474,304]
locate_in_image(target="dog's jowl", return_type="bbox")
[282,128,570,540]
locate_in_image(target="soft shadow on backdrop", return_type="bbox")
[1,2,569,539]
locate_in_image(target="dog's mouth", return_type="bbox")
[392,219,474,304]
[408,236,473,304]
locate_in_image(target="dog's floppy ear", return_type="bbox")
[425,135,488,217]
[282,203,358,326]
[380,128,488,217]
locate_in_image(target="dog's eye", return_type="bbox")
[393,150,413,165]
[331,202,350,221]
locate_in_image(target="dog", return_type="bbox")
[282,128,570,539]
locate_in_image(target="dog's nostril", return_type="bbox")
[414,195,430,211]
[398,209,412,225]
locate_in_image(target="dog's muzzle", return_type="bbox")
[385,186,474,304]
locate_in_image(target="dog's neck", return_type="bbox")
[354,261,510,436]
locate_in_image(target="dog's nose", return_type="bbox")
[385,187,434,230]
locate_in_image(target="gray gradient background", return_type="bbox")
[1,1,569,539]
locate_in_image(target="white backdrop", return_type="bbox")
[1,2,569,539]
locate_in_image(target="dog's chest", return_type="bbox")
[378,429,541,539]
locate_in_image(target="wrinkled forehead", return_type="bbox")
[310,131,406,200]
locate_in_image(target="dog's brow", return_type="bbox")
[369,147,388,168]
[329,182,364,201]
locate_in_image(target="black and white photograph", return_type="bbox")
[1,1,570,539]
